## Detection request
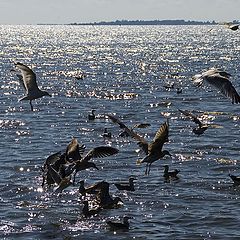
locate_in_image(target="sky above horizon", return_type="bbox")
[0,0,239,24]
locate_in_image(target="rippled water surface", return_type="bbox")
[0,25,240,239]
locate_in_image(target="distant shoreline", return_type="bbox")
[68,19,218,26]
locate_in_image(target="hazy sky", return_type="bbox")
[0,0,239,24]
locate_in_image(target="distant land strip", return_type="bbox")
[68,19,222,26]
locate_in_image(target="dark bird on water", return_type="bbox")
[193,68,240,104]
[78,180,99,196]
[88,109,96,120]
[178,109,208,136]
[114,177,136,191]
[163,165,180,180]
[107,216,132,231]
[12,62,51,111]
[95,181,123,209]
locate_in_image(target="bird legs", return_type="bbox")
[145,163,152,175]
[30,100,33,111]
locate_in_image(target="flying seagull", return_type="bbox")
[224,22,239,31]
[178,109,208,135]
[13,62,51,111]
[193,68,240,104]
[107,114,171,175]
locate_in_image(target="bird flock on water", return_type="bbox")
[8,24,240,231]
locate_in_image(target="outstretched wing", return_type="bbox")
[148,121,169,153]
[193,68,240,104]
[82,146,119,162]
[107,114,148,153]
[44,151,61,168]
[178,109,202,127]
[204,74,240,104]
[15,62,39,93]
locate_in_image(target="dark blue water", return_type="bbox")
[0,25,239,239]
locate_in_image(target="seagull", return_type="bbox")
[41,151,67,187]
[106,114,150,138]
[107,114,171,175]
[65,138,85,162]
[47,164,72,193]
[78,180,99,196]
[107,216,132,231]
[88,109,96,120]
[178,109,208,135]
[95,181,123,209]
[225,23,239,31]
[13,62,51,111]
[163,165,180,180]
[114,177,136,191]
[193,68,240,104]
[71,146,119,183]
[136,121,171,175]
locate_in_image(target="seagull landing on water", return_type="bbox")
[13,62,51,111]
[192,68,240,104]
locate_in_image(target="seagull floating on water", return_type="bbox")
[114,177,136,191]
[88,109,96,120]
[193,68,240,104]
[95,181,123,209]
[107,216,132,231]
[12,62,51,111]
[163,165,180,180]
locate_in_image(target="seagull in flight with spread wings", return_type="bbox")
[107,114,171,175]
[12,62,51,111]
[193,68,240,104]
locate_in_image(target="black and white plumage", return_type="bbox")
[13,62,51,111]
[193,68,240,104]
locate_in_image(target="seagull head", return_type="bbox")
[42,91,51,97]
